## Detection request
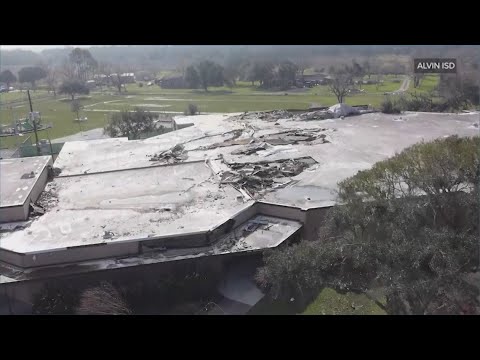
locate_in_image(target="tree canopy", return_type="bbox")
[104,107,156,140]
[68,48,98,81]
[58,79,90,100]
[196,60,224,91]
[184,65,200,88]
[18,66,47,88]
[0,70,17,87]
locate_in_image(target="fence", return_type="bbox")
[19,142,64,158]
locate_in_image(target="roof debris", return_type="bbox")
[233,110,294,122]
[220,157,317,197]
[150,144,188,163]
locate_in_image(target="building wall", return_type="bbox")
[0,205,28,223]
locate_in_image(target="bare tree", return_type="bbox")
[61,58,76,80]
[328,69,354,103]
[44,63,58,97]
[76,282,132,315]
[295,58,311,82]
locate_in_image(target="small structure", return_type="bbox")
[120,73,136,83]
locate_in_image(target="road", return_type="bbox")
[392,76,411,94]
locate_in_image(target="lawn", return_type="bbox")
[248,287,387,315]
[302,288,387,315]
[0,89,51,104]
[408,75,439,94]
[0,94,114,149]
[1,78,402,149]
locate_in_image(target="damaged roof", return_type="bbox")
[1,109,478,268]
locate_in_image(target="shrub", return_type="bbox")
[380,96,402,114]
[138,82,144,88]
[76,282,132,315]
[184,103,199,116]
[32,281,81,314]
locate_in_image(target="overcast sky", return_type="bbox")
[1,45,97,52]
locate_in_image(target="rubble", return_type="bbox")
[36,182,59,211]
[233,110,294,122]
[103,231,116,239]
[220,157,317,197]
[149,144,188,163]
[296,110,335,121]
[231,142,268,155]
[294,104,376,121]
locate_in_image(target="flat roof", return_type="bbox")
[0,156,52,207]
[1,160,252,253]
[0,214,302,283]
[1,111,478,269]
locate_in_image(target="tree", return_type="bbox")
[438,74,480,109]
[277,61,298,89]
[68,48,98,81]
[247,62,275,88]
[71,100,84,131]
[184,65,200,88]
[110,72,126,93]
[295,58,311,82]
[44,65,58,97]
[18,66,47,89]
[76,282,131,315]
[223,56,245,87]
[362,60,371,79]
[104,107,156,140]
[196,60,224,91]
[59,79,90,101]
[328,68,354,103]
[257,136,480,314]
[0,70,17,88]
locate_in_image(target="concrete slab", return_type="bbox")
[0,156,52,207]
[0,161,252,253]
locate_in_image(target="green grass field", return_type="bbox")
[0,89,51,104]
[1,77,406,149]
[407,75,439,94]
[248,287,387,315]
[302,288,387,315]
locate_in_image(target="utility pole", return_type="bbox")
[27,90,41,156]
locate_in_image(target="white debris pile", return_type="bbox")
[327,103,360,118]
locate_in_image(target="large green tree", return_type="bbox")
[18,66,47,89]
[196,60,224,91]
[59,79,90,101]
[184,65,200,88]
[257,136,480,314]
[277,61,298,89]
[0,70,17,88]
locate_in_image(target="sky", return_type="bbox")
[1,45,97,52]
